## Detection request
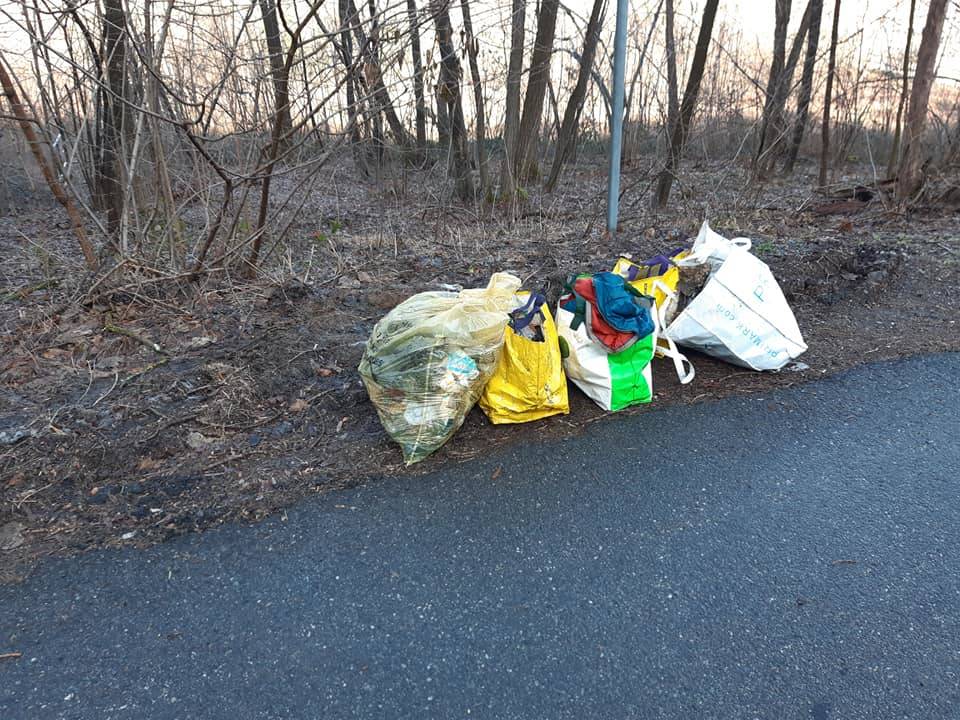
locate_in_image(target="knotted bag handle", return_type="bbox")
[509,292,547,332]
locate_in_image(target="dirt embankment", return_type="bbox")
[2,161,958,581]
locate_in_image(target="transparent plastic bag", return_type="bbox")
[359,272,521,464]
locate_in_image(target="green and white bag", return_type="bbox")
[555,305,657,412]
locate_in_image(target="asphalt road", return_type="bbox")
[2,354,959,720]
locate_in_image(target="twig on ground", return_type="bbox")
[121,358,169,387]
[287,343,319,365]
[105,324,169,355]
[201,450,255,475]
[14,483,53,509]
[1,280,58,302]
[140,412,199,444]
[91,372,121,407]
[194,410,285,433]
[717,371,754,383]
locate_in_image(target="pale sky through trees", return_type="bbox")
[1,0,954,74]
[0,0,956,135]
[557,0,957,78]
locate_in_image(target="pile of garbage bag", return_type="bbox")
[478,292,569,425]
[360,222,807,464]
[664,223,808,371]
[555,272,658,412]
[358,272,521,464]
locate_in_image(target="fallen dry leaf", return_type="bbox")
[289,398,309,413]
[137,457,160,471]
[186,431,213,450]
[41,348,71,360]
[50,323,97,347]
[187,335,216,350]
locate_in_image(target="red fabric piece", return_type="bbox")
[572,277,636,352]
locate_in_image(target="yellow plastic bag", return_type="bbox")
[479,296,569,424]
[611,252,688,306]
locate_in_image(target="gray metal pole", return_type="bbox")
[605,0,629,234]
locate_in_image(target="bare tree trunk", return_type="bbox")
[436,85,451,152]
[653,0,719,208]
[258,0,293,148]
[363,0,385,169]
[664,0,679,145]
[336,0,371,175]
[365,0,414,152]
[248,0,325,271]
[498,0,526,201]
[563,46,612,126]
[783,0,823,174]
[625,0,663,130]
[544,0,606,192]
[62,6,106,207]
[291,3,323,144]
[0,54,98,270]
[546,76,562,144]
[406,0,427,156]
[431,0,475,200]
[460,0,489,194]
[887,0,917,179]
[818,0,841,186]
[144,0,183,267]
[101,0,126,240]
[753,0,791,178]
[514,0,560,182]
[342,0,412,157]
[897,0,949,200]
[757,0,815,177]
